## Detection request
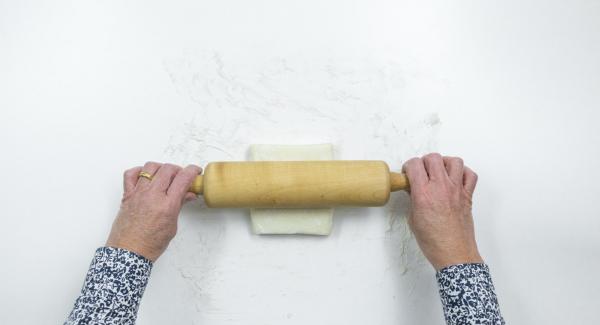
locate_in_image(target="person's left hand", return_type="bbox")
[106,162,201,261]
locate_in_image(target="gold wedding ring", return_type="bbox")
[138,171,154,181]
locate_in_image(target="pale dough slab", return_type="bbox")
[250,144,334,235]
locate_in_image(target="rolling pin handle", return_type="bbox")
[390,172,410,192]
[190,175,204,195]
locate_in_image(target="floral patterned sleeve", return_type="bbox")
[64,247,153,325]
[436,263,505,325]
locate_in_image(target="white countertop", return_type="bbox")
[1,1,599,324]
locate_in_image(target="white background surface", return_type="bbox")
[1,1,599,324]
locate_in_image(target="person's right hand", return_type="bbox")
[402,153,483,270]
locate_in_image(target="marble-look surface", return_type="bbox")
[1,1,599,324]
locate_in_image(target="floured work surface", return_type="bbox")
[249,144,334,235]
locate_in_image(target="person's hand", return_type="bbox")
[402,153,483,270]
[106,162,201,261]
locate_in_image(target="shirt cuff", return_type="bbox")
[436,263,504,325]
[66,247,153,324]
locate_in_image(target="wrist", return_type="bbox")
[106,238,160,262]
[431,251,483,271]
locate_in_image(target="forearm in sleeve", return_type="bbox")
[436,263,505,325]
[64,247,153,325]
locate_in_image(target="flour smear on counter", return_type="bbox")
[161,50,445,323]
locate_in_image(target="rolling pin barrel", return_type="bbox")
[189,160,409,208]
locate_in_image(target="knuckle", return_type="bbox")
[162,163,181,172]
[403,158,421,172]
[144,161,161,169]
[465,167,478,178]
[163,163,178,169]
[406,157,421,166]
[188,164,202,174]
[423,152,442,161]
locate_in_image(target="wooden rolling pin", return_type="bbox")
[189,160,409,208]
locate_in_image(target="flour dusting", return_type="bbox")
[161,50,445,318]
